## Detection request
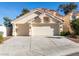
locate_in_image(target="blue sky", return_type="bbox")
[0,2,79,24]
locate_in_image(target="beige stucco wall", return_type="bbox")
[13,23,30,36]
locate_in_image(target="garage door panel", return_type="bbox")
[31,26,54,36]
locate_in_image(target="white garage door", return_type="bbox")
[31,26,54,36]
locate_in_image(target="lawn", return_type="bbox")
[0,32,3,43]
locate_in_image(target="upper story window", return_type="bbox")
[34,11,41,15]
[33,16,41,23]
[43,17,50,23]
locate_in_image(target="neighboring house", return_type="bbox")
[11,8,75,36]
[0,25,6,37]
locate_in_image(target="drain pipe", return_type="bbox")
[29,24,32,55]
[29,35,32,55]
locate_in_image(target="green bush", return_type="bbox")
[60,31,70,36]
[71,19,79,35]
[0,34,3,43]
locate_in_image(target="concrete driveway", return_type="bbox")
[0,36,79,56]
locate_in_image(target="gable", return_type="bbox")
[28,13,63,24]
[12,8,63,24]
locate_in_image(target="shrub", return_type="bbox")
[71,19,79,35]
[60,31,70,36]
[0,34,4,43]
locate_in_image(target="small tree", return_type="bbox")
[3,17,12,27]
[58,2,77,15]
[71,18,79,35]
[3,17,13,36]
